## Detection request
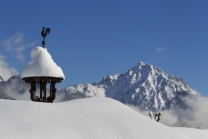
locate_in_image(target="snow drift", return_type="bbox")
[0,97,207,139]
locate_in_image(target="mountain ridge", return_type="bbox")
[61,61,197,110]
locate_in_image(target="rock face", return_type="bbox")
[0,76,4,83]
[61,62,197,110]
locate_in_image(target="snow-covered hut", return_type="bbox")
[21,46,65,102]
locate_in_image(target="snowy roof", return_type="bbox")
[21,47,65,79]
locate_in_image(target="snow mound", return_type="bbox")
[21,47,65,79]
[0,97,207,139]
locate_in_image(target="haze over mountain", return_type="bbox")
[0,90,14,100]
[0,75,29,100]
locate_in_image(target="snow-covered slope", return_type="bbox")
[0,98,207,139]
[61,62,197,110]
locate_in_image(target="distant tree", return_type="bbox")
[149,111,154,119]
[196,122,203,129]
[149,111,162,122]
[155,113,161,122]
[173,119,189,128]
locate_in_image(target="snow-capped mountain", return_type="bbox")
[0,76,15,100]
[61,62,197,110]
[0,75,30,100]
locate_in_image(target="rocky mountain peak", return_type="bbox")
[61,62,197,110]
[139,61,145,66]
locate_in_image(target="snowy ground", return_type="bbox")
[0,97,207,139]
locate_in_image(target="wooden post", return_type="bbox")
[29,80,39,101]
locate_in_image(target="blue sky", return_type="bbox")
[0,0,208,96]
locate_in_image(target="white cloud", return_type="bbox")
[0,54,18,81]
[127,94,208,128]
[156,47,166,53]
[1,32,35,61]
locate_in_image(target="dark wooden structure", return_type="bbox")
[21,27,64,103]
[22,77,63,103]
